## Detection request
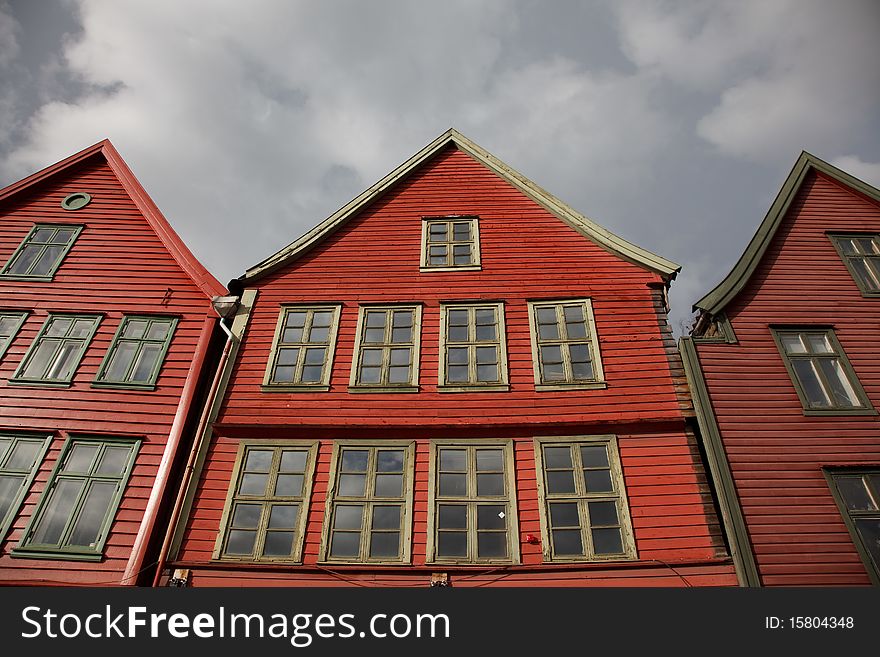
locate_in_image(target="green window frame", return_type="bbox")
[0,433,52,541]
[771,327,875,415]
[263,305,341,391]
[13,436,139,560]
[534,436,636,562]
[527,299,605,390]
[0,311,28,360]
[11,314,101,386]
[349,305,422,391]
[824,468,880,585]
[420,216,481,271]
[319,442,415,563]
[438,302,509,391]
[427,440,520,564]
[0,224,83,281]
[829,234,880,297]
[93,315,178,390]
[214,441,318,562]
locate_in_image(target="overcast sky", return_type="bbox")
[1,1,879,332]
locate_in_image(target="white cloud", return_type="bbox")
[831,156,880,189]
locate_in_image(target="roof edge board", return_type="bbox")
[693,152,880,316]
[241,128,680,284]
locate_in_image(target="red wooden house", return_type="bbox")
[164,129,738,587]
[0,141,225,585]
[681,153,880,586]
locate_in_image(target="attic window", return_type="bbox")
[420,216,481,271]
[61,193,91,211]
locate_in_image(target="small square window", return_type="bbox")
[830,234,880,296]
[94,316,177,389]
[263,305,341,390]
[11,314,101,385]
[0,224,82,280]
[420,217,481,270]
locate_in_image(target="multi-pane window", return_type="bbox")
[0,224,82,279]
[350,306,421,389]
[439,303,508,389]
[94,316,177,388]
[215,443,316,562]
[528,299,604,388]
[0,434,51,540]
[421,217,481,270]
[322,443,414,562]
[429,442,518,563]
[12,314,101,384]
[264,305,341,389]
[16,438,138,557]
[826,469,880,583]
[535,437,635,561]
[831,234,880,295]
[772,329,872,413]
[0,311,27,360]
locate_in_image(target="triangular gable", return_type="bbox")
[694,152,880,316]
[0,140,225,299]
[238,128,680,285]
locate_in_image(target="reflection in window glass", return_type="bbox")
[97,316,176,386]
[353,307,419,387]
[0,224,81,278]
[441,304,506,387]
[14,314,100,383]
[267,307,339,387]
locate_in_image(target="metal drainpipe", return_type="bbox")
[150,316,234,587]
[122,312,218,585]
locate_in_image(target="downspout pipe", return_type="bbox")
[151,308,236,587]
[122,311,218,585]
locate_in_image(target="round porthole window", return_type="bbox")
[61,192,91,210]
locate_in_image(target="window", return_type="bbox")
[214,442,317,562]
[528,299,605,389]
[439,303,508,390]
[349,306,421,390]
[772,328,874,414]
[264,305,341,390]
[428,441,519,563]
[14,437,138,559]
[11,314,101,385]
[94,316,177,389]
[0,433,52,541]
[830,234,880,296]
[421,216,481,270]
[0,224,82,280]
[534,436,636,561]
[320,443,414,563]
[825,469,880,584]
[0,311,28,360]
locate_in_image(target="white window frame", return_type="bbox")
[348,305,422,392]
[438,302,509,392]
[420,216,482,272]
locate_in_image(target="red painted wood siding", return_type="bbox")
[0,155,216,585]
[695,171,880,585]
[175,145,735,585]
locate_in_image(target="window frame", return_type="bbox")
[0,224,83,281]
[262,304,342,391]
[213,440,318,563]
[318,440,416,564]
[426,439,520,565]
[348,304,422,392]
[0,432,53,542]
[829,233,880,297]
[10,313,102,387]
[527,298,606,390]
[438,302,509,392]
[92,315,179,391]
[823,468,880,585]
[420,216,482,272]
[0,311,29,361]
[533,435,637,563]
[770,326,876,416]
[12,435,140,561]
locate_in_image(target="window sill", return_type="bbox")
[261,384,331,392]
[438,384,510,393]
[427,558,519,566]
[535,381,607,392]
[419,265,482,273]
[10,548,103,562]
[0,274,55,282]
[7,378,72,388]
[91,381,158,391]
[211,556,303,564]
[803,407,878,416]
[317,558,411,566]
[542,554,638,564]
[347,385,419,393]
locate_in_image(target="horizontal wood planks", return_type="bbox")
[695,171,880,585]
[0,154,216,584]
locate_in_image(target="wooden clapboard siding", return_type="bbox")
[174,140,734,586]
[0,146,222,586]
[693,169,880,586]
